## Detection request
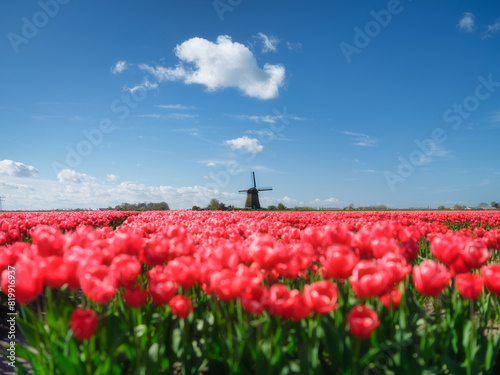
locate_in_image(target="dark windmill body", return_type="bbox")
[239,172,273,209]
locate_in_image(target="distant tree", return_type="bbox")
[277,203,287,210]
[191,205,201,211]
[479,202,488,208]
[207,199,227,211]
[268,205,277,210]
[437,205,446,210]
[348,203,355,209]
[492,201,498,208]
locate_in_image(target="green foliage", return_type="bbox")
[108,202,170,211]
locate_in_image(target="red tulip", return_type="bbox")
[169,295,193,319]
[461,240,490,270]
[31,225,64,258]
[41,256,69,289]
[1,258,44,304]
[123,286,149,308]
[412,260,452,298]
[110,254,141,288]
[378,253,412,285]
[481,264,500,295]
[69,308,98,340]
[431,235,463,266]
[455,273,483,300]
[209,269,244,302]
[380,287,401,309]
[347,305,380,339]
[349,260,387,298]
[240,284,269,315]
[268,283,291,317]
[321,245,358,280]
[303,281,338,314]
[284,289,311,321]
[80,265,117,304]
[148,268,178,306]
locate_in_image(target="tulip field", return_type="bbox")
[1,210,500,374]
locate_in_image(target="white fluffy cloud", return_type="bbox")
[458,13,475,33]
[0,160,39,177]
[225,136,263,153]
[57,169,96,184]
[106,174,120,182]
[255,32,279,53]
[139,35,285,100]
[111,60,128,74]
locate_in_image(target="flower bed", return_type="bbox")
[1,210,500,374]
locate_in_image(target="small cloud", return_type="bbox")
[134,113,198,120]
[31,115,64,120]
[225,136,263,153]
[255,32,279,53]
[458,12,476,33]
[69,115,84,121]
[286,41,302,51]
[229,113,306,124]
[57,169,95,184]
[106,174,120,182]
[0,160,39,177]
[173,128,200,137]
[124,79,158,94]
[482,18,500,39]
[157,104,198,110]
[342,131,378,147]
[111,60,128,74]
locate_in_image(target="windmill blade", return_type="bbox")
[252,171,257,188]
[238,190,248,193]
[258,187,273,191]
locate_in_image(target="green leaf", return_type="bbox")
[134,324,147,338]
[148,342,159,363]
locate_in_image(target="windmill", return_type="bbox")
[239,172,272,209]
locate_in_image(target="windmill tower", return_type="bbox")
[239,172,272,209]
[0,196,5,211]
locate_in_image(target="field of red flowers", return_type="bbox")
[1,210,500,374]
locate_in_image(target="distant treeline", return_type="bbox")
[102,202,170,211]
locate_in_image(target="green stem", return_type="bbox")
[352,338,361,375]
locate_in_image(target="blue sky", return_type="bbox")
[1,0,500,210]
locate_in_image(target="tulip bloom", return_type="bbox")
[240,284,269,315]
[481,264,500,295]
[321,245,358,280]
[349,260,387,299]
[347,305,380,339]
[123,286,149,308]
[455,273,483,300]
[380,287,401,309]
[1,259,44,304]
[412,260,452,298]
[111,254,141,288]
[80,265,118,304]
[303,281,338,314]
[69,308,99,340]
[169,295,193,319]
[431,235,463,266]
[461,241,490,270]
